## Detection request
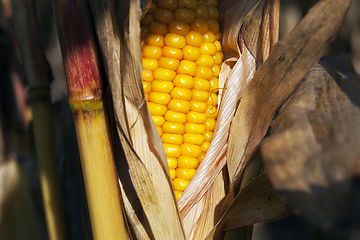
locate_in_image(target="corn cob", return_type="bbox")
[141,0,222,200]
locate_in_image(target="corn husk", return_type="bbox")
[261,61,360,230]
[87,0,353,238]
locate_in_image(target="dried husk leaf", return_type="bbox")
[88,0,185,239]
[226,0,352,190]
[218,0,261,59]
[182,169,227,239]
[205,173,292,240]
[261,62,360,230]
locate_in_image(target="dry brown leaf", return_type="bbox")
[88,0,185,239]
[205,173,291,240]
[218,0,260,59]
[227,0,352,190]
[261,62,360,230]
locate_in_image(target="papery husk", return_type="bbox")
[88,0,185,239]
[226,0,352,190]
[261,61,360,231]
[205,173,291,240]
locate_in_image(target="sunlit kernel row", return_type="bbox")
[141,0,222,200]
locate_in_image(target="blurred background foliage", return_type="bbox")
[0,0,359,239]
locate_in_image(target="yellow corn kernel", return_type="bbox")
[141,26,149,38]
[214,40,221,51]
[143,81,151,94]
[151,80,174,93]
[149,92,171,105]
[153,68,176,81]
[213,51,222,64]
[201,141,210,152]
[200,42,217,55]
[162,46,183,60]
[206,105,218,118]
[141,38,146,50]
[195,54,215,67]
[162,133,184,145]
[149,21,168,36]
[185,30,203,47]
[182,45,201,61]
[210,77,219,93]
[185,123,205,134]
[176,168,196,180]
[179,0,198,10]
[190,18,210,34]
[158,0,178,11]
[142,69,154,82]
[164,110,187,123]
[215,32,221,40]
[195,66,213,80]
[156,126,163,136]
[162,122,185,134]
[174,178,189,191]
[177,60,197,76]
[170,87,192,101]
[152,116,165,127]
[190,100,207,112]
[178,155,199,168]
[170,169,176,180]
[163,143,181,157]
[174,8,196,24]
[148,2,158,14]
[203,31,216,42]
[187,111,207,123]
[169,20,190,36]
[208,6,219,19]
[145,33,165,48]
[198,152,205,163]
[207,92,218,105]
[159,57,180,71]
[167,99,191,113]
[204,118,216,131]
[141,14,154,26]
[145,93,149,102]
[195,4,210,19]
[193,78,210,91]
[174,190,183,201]
[203,130,213,141]
[212,64,220,77]
[148,102,167,115]
[206,0,217,7]
[183,133,204,145]
[142,45,162,59]
[192,89,209,102]
[167,157,178,169]
[181,143,202,157]
[154,8,174,25]
[165,33,187,49]
[142,58,158,71]
[173,74,194,88]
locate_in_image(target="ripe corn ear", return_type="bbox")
[141,0,222,200]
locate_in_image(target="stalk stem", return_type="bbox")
[11,0,68,239]
[51,0,127,239]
